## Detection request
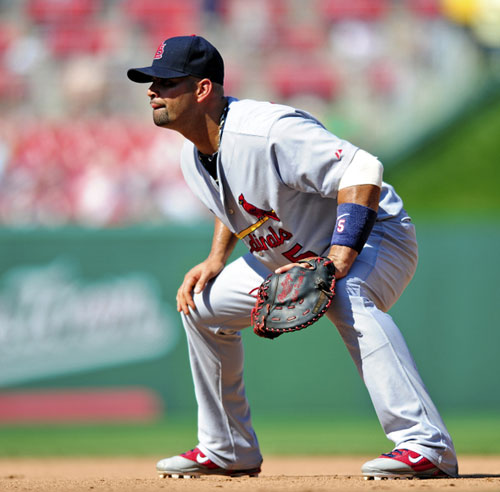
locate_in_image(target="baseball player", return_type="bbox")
[127,35,458,480]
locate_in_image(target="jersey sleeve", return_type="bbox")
[268,111,358,199]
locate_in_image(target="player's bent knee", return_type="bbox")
[326,276,382,328]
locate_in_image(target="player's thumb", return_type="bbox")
[275,263,300,274]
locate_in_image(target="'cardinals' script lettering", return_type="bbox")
[249,227,293,253]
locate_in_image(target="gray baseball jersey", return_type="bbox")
[181,98,403,270]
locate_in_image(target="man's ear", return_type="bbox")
[196,78,213,102]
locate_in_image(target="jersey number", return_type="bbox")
[282,243,318,263]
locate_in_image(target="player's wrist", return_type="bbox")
[327,246,357,279]
[331,202,377,254]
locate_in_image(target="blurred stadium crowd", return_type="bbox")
[0,0,499,227]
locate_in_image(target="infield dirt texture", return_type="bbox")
[1,456,499,491]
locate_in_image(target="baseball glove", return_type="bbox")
[251,257,336,339]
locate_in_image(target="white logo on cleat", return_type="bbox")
[196,454,210,464]
[408,454,424,464]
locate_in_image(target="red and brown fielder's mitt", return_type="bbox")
[251,257,336,339]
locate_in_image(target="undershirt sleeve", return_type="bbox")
[338,149,383,189]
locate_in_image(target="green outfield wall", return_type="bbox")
[0,223,498,420]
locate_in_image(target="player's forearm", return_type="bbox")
[328,184,381,278]
[208,217,238,265]
[337,183,380,211]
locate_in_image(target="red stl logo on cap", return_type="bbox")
[154,42,166,60]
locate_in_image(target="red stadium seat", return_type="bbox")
[43,21,116,57]
[408,0,443,17]
[26,0,100,24]
[141,17,202,50]
[277,23,328,53]
[122,0,202,27]
[318,0,389,21]
[122,0,202,48]
[0,23,17,54]
[217,0,288,21]
[0,68,27,100]
[267,57,339,101]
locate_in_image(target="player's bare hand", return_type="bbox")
[275,248,358,280]
[176,258,225,315]
[327,245,358,279]
[274,257,318,274]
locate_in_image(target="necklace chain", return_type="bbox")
[217,98,229,151]
[198,98,228,184]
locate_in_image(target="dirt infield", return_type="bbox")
[1,456,499,491]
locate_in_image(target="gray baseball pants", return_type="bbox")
[180,213,458,477]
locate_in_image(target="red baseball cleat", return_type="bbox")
[362,448,450,480]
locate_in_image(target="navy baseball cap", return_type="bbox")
[127,35,224,85]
